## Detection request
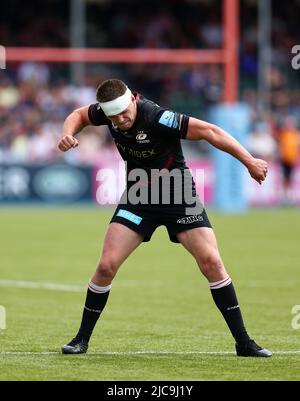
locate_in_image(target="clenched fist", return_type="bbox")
[247,158,268,185]
[58,135,79,152]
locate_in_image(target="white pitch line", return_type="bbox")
[0,351,299,356]
[0,279,162,293]
[0,280,84,292]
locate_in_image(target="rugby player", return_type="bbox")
[58,79,272,357]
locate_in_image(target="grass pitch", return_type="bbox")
[0,206,299,381]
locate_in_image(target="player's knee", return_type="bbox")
[198,254,224,278]
[96,258,118,280]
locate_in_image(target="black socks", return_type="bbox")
[209,277,250,344]
[76,281,111,342]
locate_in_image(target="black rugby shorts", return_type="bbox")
[110,200,212,243]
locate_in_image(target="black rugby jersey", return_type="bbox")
[88,93,189,173]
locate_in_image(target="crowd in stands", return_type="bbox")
[0,0,299,165]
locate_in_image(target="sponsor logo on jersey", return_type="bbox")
[177,215,204,224]
[158,110,180,129]
[136,132,147,140]
[136,132,150,143]
[116,142,155,158]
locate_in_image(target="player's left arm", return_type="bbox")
[186,117,268,185]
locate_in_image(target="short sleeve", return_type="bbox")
[151,108,189,139]
[88,103,110,126]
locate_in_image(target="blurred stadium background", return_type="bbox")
[0,0,299,207]
[1,0,300,381]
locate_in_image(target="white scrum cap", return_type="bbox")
[99,87,132,117]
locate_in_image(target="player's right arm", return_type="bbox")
[58,106,91,152]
